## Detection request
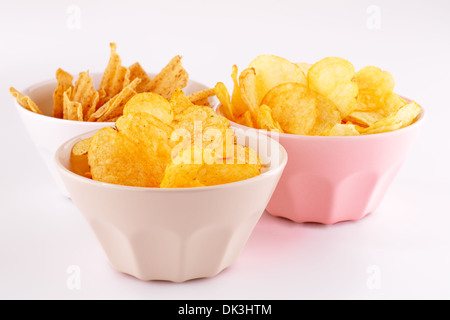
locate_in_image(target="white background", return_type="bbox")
[1,0,449,300]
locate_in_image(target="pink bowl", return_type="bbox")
[217,103,425,224]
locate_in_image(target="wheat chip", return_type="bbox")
[89,78,141,122]
[9,87,43,114]
[63,88,83,121]
[128,62,152,93]
[148,55,188,99]
[53,68,73,118]
[187,88,215,106]
[72,71,99,120]
[98,43,130,105]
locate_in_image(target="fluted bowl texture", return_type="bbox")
[55,128,287,282]
[217,102,424,224]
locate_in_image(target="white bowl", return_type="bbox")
[55,128,287,282]
[13,73,213,197]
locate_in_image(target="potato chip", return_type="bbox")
[115,112,173,162]
[307,57,358,117]
[328,123,360,136]
[239,67,260,118]
[256,104,283,132]
[309,94,341,136]
[88,127,158,187]
[346,111,384,128]
[235,110,256,128]
[148,55,188,99]
[249,55,307,105]
[89,78,141,122]
[128,62,152,93]
[214,82,234,120]
[98,43,130,106]
[172,98,231,161]
[9,87,43,115]
[160,146,261,188]
[262,82,316,135]
[216,55,421,136]
[123,92,173,125]
[170,88,196,115]
[296,62,312,76]
[89,111,173,187]
[70,138,92,177]
[353,66,404,116]
[230,65,247,118]
[173,104,229,144]
[187,88,215,107]
[362,101,421,135]
[53,68,73,118]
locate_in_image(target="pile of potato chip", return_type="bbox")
[71,89,262,188]
[215,55,422,136]
[9,43,215,122]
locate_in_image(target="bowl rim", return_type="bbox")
[13,72,215,124]
[54,128,288,193]
[214,96,425,140]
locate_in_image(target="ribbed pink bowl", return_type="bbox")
[217,103,424,224]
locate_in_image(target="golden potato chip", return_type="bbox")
[128,62,152,93]
[346,111,384,127]
[70,138,92,177]
[262,82,316,135]
[296,62,312,76]
[215,55,420,136]
[98,43,130,105]
[353,66,403,116]
[230,65,247,117]
[88,127,158,187]
[232,144,262,169]
[123,92,173,125]
[89,78,141,122]
[148,55,188,99]
[328,123,360,136]
[239,67,260,118]
[173,105,229,142]
[72,71,99,121]
[187,88,215,106]
[214,82,234,120]
[309,94,341,136]
[160,146,261,188]
[170,88,196,115]
[307,57,358,117]
[9,87,43,115]
[53,68,73,118]
[235,110,256,128]
[89,112,173,187]
[115,112,173,162]
[256,104,283,132]
[116,112,173,182]
[172,101,231,159]
[362,101,421,135]
[249,55,308,105]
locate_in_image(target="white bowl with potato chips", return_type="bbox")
[215,55,425,224]
[54,127,287,282]
[10,43,216,197]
